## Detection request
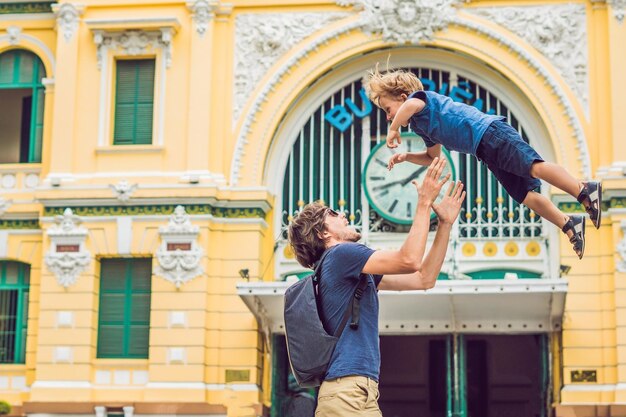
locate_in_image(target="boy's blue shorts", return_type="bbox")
[475,120,543,204]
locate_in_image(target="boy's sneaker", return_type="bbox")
[577,181,602,229]
[562,215,586,260]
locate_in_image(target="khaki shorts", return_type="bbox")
[315,375,382,417]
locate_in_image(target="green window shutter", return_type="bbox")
[0,51,16,84]
[0,262,30,364]
[98,258,152,359]
[0,50,47,164]
[113,59,155,145]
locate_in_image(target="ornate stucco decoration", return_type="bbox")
[45,208,90,288]
[93,28,175,70]
[469,4,589,113]
[229,3,592,185]
[155,206,204,288]
[53,3,84,42]
[7,26,21,45]
[337,0,461,44]
[233,12,349,125]
[186,0,218,35]
[0,197,12,216]
[110,180,137,202]
[610,0,626,23]
[618,220,626,272]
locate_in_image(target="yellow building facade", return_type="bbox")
[0,0,625,416]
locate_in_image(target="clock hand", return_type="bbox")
[401,167,428,186]
[372,178,405,191]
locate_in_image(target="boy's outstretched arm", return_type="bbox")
[387,98,425,148]
[388,145,443,170]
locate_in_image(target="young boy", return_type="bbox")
[364,66,601,259]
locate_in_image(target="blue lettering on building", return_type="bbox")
[324,80,497,131]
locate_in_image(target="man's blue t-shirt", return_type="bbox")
[408,90,504,155]
[317,242,383,382]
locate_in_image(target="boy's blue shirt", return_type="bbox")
[408,90,504,155]
[318,242,383,382]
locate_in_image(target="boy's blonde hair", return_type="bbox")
[364,63,423,106]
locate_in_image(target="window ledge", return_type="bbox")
[0,163,41,172]
[96,145,164,154]
[94,358,149,366]
[85,17,180,32]
[0,364,27,371]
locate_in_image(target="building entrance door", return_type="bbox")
[378,334,549,417]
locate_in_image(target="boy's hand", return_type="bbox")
[412,157,450,207]
[386,129,402,148]
[388,153,407,170]
[433,181,466,225]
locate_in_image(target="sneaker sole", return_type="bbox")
[594,182,602,229]
[577,216,586,260]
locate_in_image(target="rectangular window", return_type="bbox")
[97,258,152,359]
[113,59,155,145]
[0,262,30,364]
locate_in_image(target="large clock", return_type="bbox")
[362,133,456,225]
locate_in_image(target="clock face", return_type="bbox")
[362,134,455,225]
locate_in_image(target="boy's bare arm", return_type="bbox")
[387,98,425,148]
[388,145,441,170]
[389,98,425,131]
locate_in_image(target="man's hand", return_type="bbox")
[386,129,401,148]
[412,157,450,207]
[387,152,407,170]
[432,180,466,225]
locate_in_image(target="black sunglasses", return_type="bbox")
[325,208,340,217]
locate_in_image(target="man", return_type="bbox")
[287,158,465,416]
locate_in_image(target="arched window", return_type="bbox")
[0,49,46,163]
[280,68,542,239]
[0,261,30,364]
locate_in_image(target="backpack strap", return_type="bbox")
[349,275,370,330]
[313,249,370,336]
[334,274,369,336]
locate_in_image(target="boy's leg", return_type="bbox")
[523,191,586,259]
[530,161,602,228]
[529,161,580,197]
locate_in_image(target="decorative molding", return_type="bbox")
[52,3,83,42]
[0,31,57,76]
[233,12,348,125]
[610,0,626,22]
[336,0,462,44]
[618,220,626,272]
[155,206,204,288]
[0,219,39,230]
[0,197,12,216]
[0,2,54,15]
[44,204,267,218]
[44,208,90,288]
[468,4,589,113]
[110,180,137,202]
[93,29,175,70]
[187,0,218,35]
[7,26,21,45]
